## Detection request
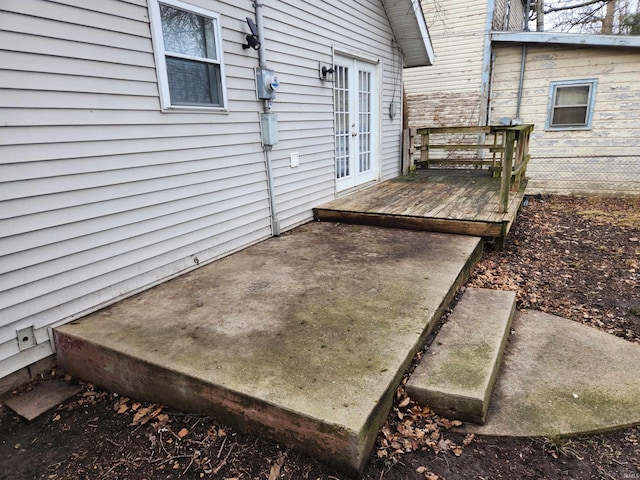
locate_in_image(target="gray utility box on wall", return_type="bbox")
[256,68,279,100]
[261,113,278,146]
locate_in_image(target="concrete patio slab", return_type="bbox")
[54,222,482,476]
[463,310,640,437]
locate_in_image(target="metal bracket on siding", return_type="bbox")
[17,326,36,351]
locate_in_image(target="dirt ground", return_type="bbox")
[1,195,639,480]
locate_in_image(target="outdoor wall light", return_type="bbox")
[243,17,261,50]
[319,63,334,82]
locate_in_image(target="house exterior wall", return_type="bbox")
[404,0,489,127]
[493,0,528,31]
[0,0,406,378]
[490,43,640,195]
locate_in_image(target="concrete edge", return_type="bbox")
[481,290,516,422]
[459,310,640,438]
[54,331,365,477]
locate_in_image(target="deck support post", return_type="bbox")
[420,130,429,168]
[402,129,417,175]
[499,130,515,214]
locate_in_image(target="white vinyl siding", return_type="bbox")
[0,0,406,377]
[0,0,268,377]
[490,44,640,195]
[405,0,489,127]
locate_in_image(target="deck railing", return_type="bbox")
[402,124,534,213]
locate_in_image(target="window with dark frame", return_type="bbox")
[546,79,597,130]
[150,0,226,110]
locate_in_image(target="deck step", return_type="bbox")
[406,288,516,424]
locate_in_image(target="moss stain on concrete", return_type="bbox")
[426,342,494,392]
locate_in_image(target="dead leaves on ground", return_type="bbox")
[110,396,231,476]
[113,396,166,427]
[268,454,285,480]
[468,196,640,344]
[376,385,474,466]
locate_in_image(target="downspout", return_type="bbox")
[487,51,496,124]
[255,1,267,72]
[479,0,497,126]
[515,44,527,121]
[255,1,280,236]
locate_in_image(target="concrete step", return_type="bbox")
[406,287,516,425]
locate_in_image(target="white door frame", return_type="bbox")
[333,53,381,192]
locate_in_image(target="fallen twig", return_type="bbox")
[212,442,235,474]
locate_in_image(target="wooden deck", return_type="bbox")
[314,170,527,247]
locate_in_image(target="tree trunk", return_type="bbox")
[536,0,545,31]
[602,0,617,34]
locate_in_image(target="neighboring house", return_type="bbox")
[0,0,433,382]
[405,0,640,195]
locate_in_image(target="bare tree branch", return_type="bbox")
[544,0,613,14]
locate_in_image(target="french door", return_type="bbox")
[334,55,379,192]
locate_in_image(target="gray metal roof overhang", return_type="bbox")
[491,30,640,49]
[382,0,435,67]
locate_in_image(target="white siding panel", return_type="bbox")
[405,0,489,127]
[491,44,640,195]
[0,0,408,377]
[1,0,151,37]
[1,144,261,181]
[0,30,155,67]
[265,0,404,227]
[0,0,272,375]
[1,207,271,332]
[0,203,271,315]
[0,50,156,82]
[48,0,150,19]
[1,11,151,51]
[1,71,157,99]
[1,132,263,165]
[0,89,161,111]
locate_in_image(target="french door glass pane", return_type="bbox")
[335,65,350,179]
[358,70,372,173]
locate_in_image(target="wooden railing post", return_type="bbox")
[420,129,429,168]
[409,124,532,212]
[402,129,410,176]
[499,129,516,213]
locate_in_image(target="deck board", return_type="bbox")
[313,170,526,246]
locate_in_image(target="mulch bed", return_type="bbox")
[1,195,639,480]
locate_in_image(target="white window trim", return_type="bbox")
[546,79,597,131]
[148,0,228,112]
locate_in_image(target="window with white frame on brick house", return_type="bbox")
[149,0,227,110]
[546,79,597,130]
